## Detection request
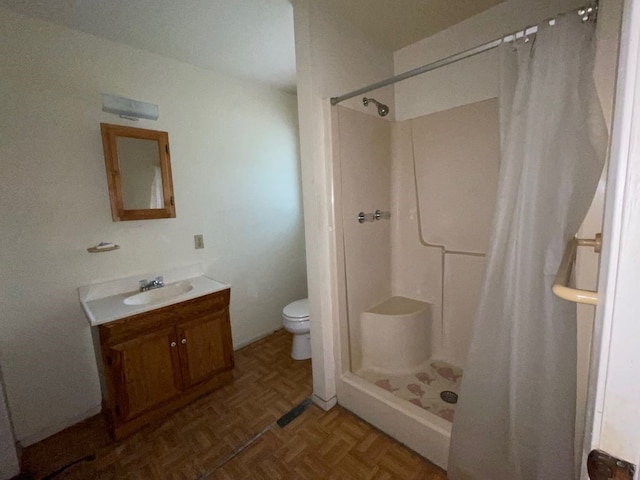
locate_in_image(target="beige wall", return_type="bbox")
[411,99,500,254]
[410,100,500,366]
[0,8,307,444]
[390,121,443,339]
[390,99,501,367]
[338,99,499,370]
[336,107,392,372]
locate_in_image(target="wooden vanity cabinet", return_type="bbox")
[98,289,233,438]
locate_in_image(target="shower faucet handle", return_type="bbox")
[358,211,389,223]
[357,212,375,224]
[374,210,391,221]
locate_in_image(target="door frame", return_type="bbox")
[582,0,640,477]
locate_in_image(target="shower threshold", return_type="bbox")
[356,359,463,423]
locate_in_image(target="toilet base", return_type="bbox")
[291,332,311,360]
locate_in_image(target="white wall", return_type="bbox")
[0,8,307,445]
[292,0,394,408]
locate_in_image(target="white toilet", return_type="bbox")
[282,298,311,360]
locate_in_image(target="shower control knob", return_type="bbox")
[375,210,391,220]
[357,212,376,223]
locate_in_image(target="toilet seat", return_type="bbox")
[283,314,309,322]
[283,299,309,321]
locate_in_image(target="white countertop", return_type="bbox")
[78,265,230,326]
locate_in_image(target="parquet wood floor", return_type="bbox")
[20,329,448,479]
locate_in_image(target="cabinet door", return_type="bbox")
[176,310,233,389]
[106,326,182,421]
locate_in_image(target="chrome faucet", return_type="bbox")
[139,276,164,292]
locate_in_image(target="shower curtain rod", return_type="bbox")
[329,2,598,106]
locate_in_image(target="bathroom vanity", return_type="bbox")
[79,266,233,438]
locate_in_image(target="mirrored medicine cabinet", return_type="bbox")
[100,123,176,221]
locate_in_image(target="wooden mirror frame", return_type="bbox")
[100,123,176,221]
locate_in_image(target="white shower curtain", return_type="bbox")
[448,15,607,480]
[150,166,164,209]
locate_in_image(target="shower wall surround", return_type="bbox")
[335,99,500,468]
[407,99,500,366]
[337,107,392,373]
[338,98,500,372]
[410,100,499,254]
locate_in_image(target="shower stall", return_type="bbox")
[326,1,621,474]
[332,96,500,468]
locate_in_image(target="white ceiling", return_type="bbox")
[0,0,298,92]
[1,0,503,93]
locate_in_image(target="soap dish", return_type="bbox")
[87,244,120,253]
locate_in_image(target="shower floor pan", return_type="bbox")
[357,359,463,423]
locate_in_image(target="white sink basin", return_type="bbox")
[124,281,194,306]
[79,266,231,326]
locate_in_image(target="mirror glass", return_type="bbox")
[100,123,176,221]
[117,137,164,210]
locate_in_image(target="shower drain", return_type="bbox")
[440,390,459,404]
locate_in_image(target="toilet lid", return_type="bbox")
[283,298,309,319]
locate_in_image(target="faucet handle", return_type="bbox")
[155,276,164,285]
[139,279,147,288]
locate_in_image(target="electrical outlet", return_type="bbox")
[194,234,204,249]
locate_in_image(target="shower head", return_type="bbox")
[363,97,389,117]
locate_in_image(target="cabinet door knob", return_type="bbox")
[170,341,177,348]
[181,338,187,345]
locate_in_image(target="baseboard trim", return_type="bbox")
[312,393,337,411]
[233,329,282,350]
[17,405,102,448]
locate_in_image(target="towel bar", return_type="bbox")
[552,234,601,305]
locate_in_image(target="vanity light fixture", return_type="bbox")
[101,93,159,121]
